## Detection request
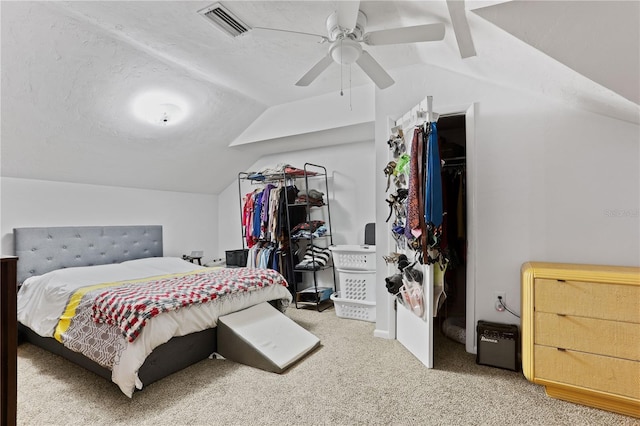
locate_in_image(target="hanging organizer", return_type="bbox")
[385,96,448,321]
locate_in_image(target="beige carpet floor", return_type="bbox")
[17,306,638,425]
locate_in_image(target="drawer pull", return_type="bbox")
[557,279,566,282]
[557,348,566,352]
[556,313,566,317]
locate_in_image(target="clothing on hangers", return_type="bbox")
[425,121,443,228]
[406,127,424,239]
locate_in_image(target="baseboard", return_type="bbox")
[373,329,391,339]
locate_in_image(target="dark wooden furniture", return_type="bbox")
[1,256,18,426]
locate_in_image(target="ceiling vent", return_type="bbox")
[198,3,250,37]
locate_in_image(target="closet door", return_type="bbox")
[388,104,437,369]
[396,263,434,368]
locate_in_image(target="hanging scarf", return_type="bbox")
[406,128,424,238]
[425,121,443,227]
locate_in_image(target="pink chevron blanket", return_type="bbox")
[92,267,288,342]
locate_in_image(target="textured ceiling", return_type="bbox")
[1,1,638,195]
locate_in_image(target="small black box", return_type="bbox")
[225,249,248,267]
[476,320,520,371]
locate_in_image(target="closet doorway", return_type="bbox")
[436,114,468,347]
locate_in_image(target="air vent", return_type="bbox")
[198,3,250,37]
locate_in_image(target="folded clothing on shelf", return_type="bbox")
[296,189,325,206]
[246,163,306,180]
[247,173,266,181]
[292,225,327,240]
[291,220,327,239]
[295,245,331,270]
[284,166,318,176]
[291,220,325,234]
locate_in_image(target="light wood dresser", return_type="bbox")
[521,262,640,418]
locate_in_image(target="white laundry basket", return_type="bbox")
[329,245,377,322]
[335,269,376,302]
[329,245,376,271]
[330,292,376,322]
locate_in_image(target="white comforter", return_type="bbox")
[17,257,292,397]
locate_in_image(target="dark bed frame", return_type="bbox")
[14,225,217,390]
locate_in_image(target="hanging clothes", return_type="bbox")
[457,173,466,239]
[252,191,263,240]
[406,127,424,239]
[268,186,281,242]
[425,121,443,228]
[242,190,258,248]
[242,183,307,250]
[277,185,305,238]
[260,184,275,240]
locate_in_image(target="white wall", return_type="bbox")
[217,140,376,287]
[232,85,374,146]
[374,63,640,351]
[0,177,218,261]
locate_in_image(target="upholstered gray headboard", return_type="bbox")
[14,225,163,284]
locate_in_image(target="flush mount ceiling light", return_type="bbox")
[131,91,189,126]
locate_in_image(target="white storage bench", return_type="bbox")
[329,245,376,322]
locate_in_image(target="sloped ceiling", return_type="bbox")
[473,0,639,105]
[1,1,638,195]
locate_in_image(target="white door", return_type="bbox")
[388,100,437,369]
[396,263,434,368]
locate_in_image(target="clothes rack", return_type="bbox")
[237,163,336,311]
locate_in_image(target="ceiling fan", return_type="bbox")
[252,1,446,90]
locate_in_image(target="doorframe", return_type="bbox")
[463,102,477,354]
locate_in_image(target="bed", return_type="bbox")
[14,225,292,397]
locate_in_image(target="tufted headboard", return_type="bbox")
[13,225,163,285]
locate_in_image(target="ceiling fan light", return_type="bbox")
[329,39,362,65]
[150,103,183,125]
[131,91,188,126]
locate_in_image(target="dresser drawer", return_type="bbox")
[535,279,640,322]
[535,312,640,361]
[534,345,640,399]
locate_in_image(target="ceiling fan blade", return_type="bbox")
[446,0,476,58]
[295,54,334,86]
[362,23,444,46]
[252,27,328,43]
[356,51,394,89]
[336,1,360,31]
[363,23,445,46]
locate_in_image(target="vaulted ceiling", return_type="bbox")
[2,1,638,194]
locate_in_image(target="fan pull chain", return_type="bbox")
[349,63,352,111]
[340,38,344,96]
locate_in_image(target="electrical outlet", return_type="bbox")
[494,291,506,312]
